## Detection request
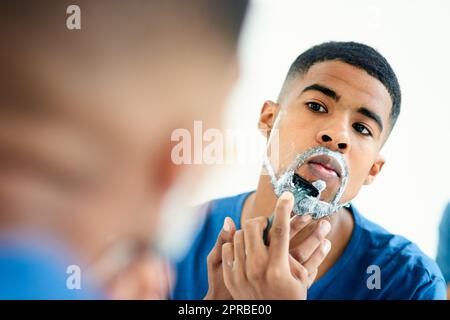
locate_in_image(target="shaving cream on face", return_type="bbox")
[264,146,350,219]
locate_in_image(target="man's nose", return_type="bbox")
[316,123,351,153]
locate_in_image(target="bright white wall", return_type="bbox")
[192,0,450,257]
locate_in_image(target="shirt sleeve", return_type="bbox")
[436,202,450,284]
[411,277,447,300]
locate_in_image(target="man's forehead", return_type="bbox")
[291,61,392,120]
[304,61,390,102]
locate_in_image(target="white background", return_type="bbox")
[191,0,450,257]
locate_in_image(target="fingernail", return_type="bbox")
[319,220,331,236]
[322,239,331,253]
[223,217,232,233]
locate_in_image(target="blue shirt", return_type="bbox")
[173,191,447,300]
[0,231,102,299]
[437,202,450,285]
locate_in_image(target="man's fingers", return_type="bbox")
[242,217,269,284]
[265,213,310,244]
[233,230,247,282]
[290,214,312,240]
[221,242,235,291]
[307,269,318,288]
[220,217,236,244]
[303,239,331,276]
[288,255,309,283]
[242,217,267,259]
[207,217,236,266]
[290,219,331,263]
[269,192,294,262]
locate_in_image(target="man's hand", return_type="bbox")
[288,213,331,288]
[107,253,174,300]
[204,217,236,300]
[221,191,331,299]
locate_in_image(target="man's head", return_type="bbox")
[0,0,248,271]
[259,41,401,205]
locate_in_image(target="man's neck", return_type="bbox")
[241,173,354,281]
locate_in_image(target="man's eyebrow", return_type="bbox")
[357,107,383,133]
[300,84,340,101]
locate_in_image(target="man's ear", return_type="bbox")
[258,100,280,139]
[363,154,385,185]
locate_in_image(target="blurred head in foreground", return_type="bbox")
[0,0,247,298]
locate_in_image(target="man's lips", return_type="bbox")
[308,162,338,178]
[306,154,342,178]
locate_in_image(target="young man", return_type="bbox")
[0,0,248,299]
[173,42,447,300]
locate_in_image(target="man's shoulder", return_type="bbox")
[352,206,446,299]
[0,236,100,299]
[355,207,437,270]
[199,191,253,227]
[207,191,253,214]
[179,191,253,256]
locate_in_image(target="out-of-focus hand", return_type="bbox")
[107,253,174,300]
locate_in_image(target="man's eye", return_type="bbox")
[353,123,372,136]
[306,102,327,113]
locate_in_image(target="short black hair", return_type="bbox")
[278,41,401,129]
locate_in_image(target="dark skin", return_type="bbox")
[206,60,393,299]
[206,192,331,299]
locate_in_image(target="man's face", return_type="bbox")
[261,60,392,204]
